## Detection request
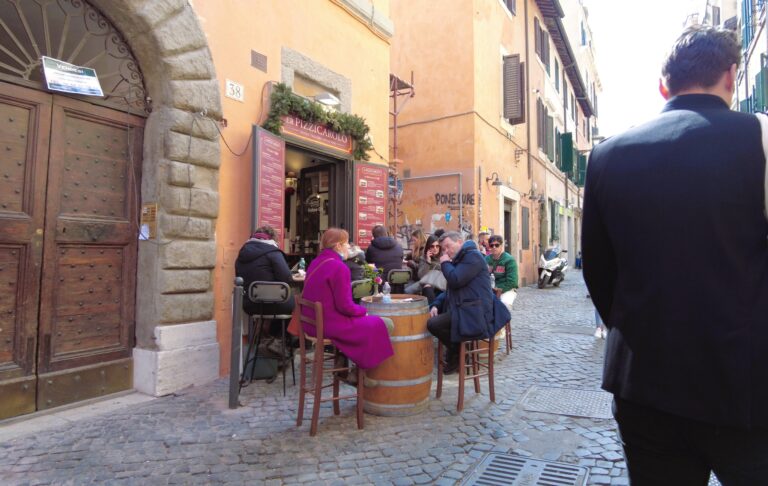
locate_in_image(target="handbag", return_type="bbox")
[754,113,768,222]
[419,269,447,291]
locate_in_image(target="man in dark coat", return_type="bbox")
[235,227,295,329]
[365,225,404,282]
[582,26,768,484]
[427,232,509,374]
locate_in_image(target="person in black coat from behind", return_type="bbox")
[235,226,295,336]
[582,26,768,485]
[364,225,404,282]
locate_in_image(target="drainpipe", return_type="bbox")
[524,0,532,180]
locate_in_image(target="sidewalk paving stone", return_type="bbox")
[0,271,631,485]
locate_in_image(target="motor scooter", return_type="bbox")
[538,247,568,288]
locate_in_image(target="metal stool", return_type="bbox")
[387,268,412,294]
[242,281,295,396]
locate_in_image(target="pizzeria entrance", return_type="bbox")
[283,145,349,260]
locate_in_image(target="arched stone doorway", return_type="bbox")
[0,0,221,419]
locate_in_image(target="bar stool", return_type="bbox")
[387,269,412,294]
[351,279,374,302]
[503,321,512,354]
[435,336,495,412]
[242,281,295,396]
[493,289,513,354]
[296,297,364,436]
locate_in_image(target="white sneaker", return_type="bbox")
[594,327,602,339]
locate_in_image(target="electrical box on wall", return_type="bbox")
[140,203,158,240]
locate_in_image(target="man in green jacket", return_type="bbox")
[485,235,518,310]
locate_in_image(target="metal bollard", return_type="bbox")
[229,276,244,409]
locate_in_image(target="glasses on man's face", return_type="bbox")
[489,243,502,248]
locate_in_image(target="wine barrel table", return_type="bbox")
[361,295,433,416]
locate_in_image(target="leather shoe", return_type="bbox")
[443,360,459,375]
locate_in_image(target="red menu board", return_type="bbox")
[354,163,388,248]
[253,127,286,249]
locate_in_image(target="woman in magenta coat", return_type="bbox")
[301,228,394,370]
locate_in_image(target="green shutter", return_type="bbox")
[740,98,750,113]
[560,132,574,174]
[577,154,587,187]
[755,70,764,112]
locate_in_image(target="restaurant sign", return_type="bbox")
[280,114,352,154]
[252,126,286,250]
[354,163,388,248]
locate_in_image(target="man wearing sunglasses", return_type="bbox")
[485,235,518,310]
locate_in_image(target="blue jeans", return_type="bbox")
[613,396,768,485]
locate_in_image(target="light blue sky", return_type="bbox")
[585,0,701,138]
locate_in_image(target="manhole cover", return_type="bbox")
[460,453,588,486]
[520,386,613,419]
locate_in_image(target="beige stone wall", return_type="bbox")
[91,0,222,394]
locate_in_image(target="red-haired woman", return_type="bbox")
[300,228,394,370]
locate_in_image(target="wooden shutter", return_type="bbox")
[534,18,541,56]
[545,115,554,161]
[555,127,562,169]
[577,154,587,187]
[537,100,544,149]
[560,132,574,174]
[504,55,525,124]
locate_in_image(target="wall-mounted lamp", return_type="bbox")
[285,171,298,195]
[314,92,341,108]
[486,172,503,186]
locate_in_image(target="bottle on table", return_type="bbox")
[382,282,392,303]
[298,258,306,275]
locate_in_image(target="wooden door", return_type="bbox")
[35,96,143,410]
[0,83,52,419]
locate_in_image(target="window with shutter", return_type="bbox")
[546,115,554,162]
[555,127,562,169]
[555,60,560,92]
[560,132,574,174]
[577,154,587,187]
[534,18,541,56]
[503,55,525,124]
[505,0,516,15]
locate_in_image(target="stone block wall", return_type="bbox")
[92,0,223,396]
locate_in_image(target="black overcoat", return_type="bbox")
[582,94,768,430]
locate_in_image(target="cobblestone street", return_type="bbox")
[0,271,630,485]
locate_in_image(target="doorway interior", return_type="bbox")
[283,145,348,263]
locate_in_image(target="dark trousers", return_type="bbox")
[613,396,768,486]
[427,311,458,362]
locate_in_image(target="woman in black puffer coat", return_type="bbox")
[235,227,295,328]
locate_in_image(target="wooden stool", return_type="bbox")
[435,336,495,412]
[296,297,364,436]
[493,288,513,354]
[504,321,512,354]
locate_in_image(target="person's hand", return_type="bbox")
[429,306,439,317]
[439,253,451,263]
